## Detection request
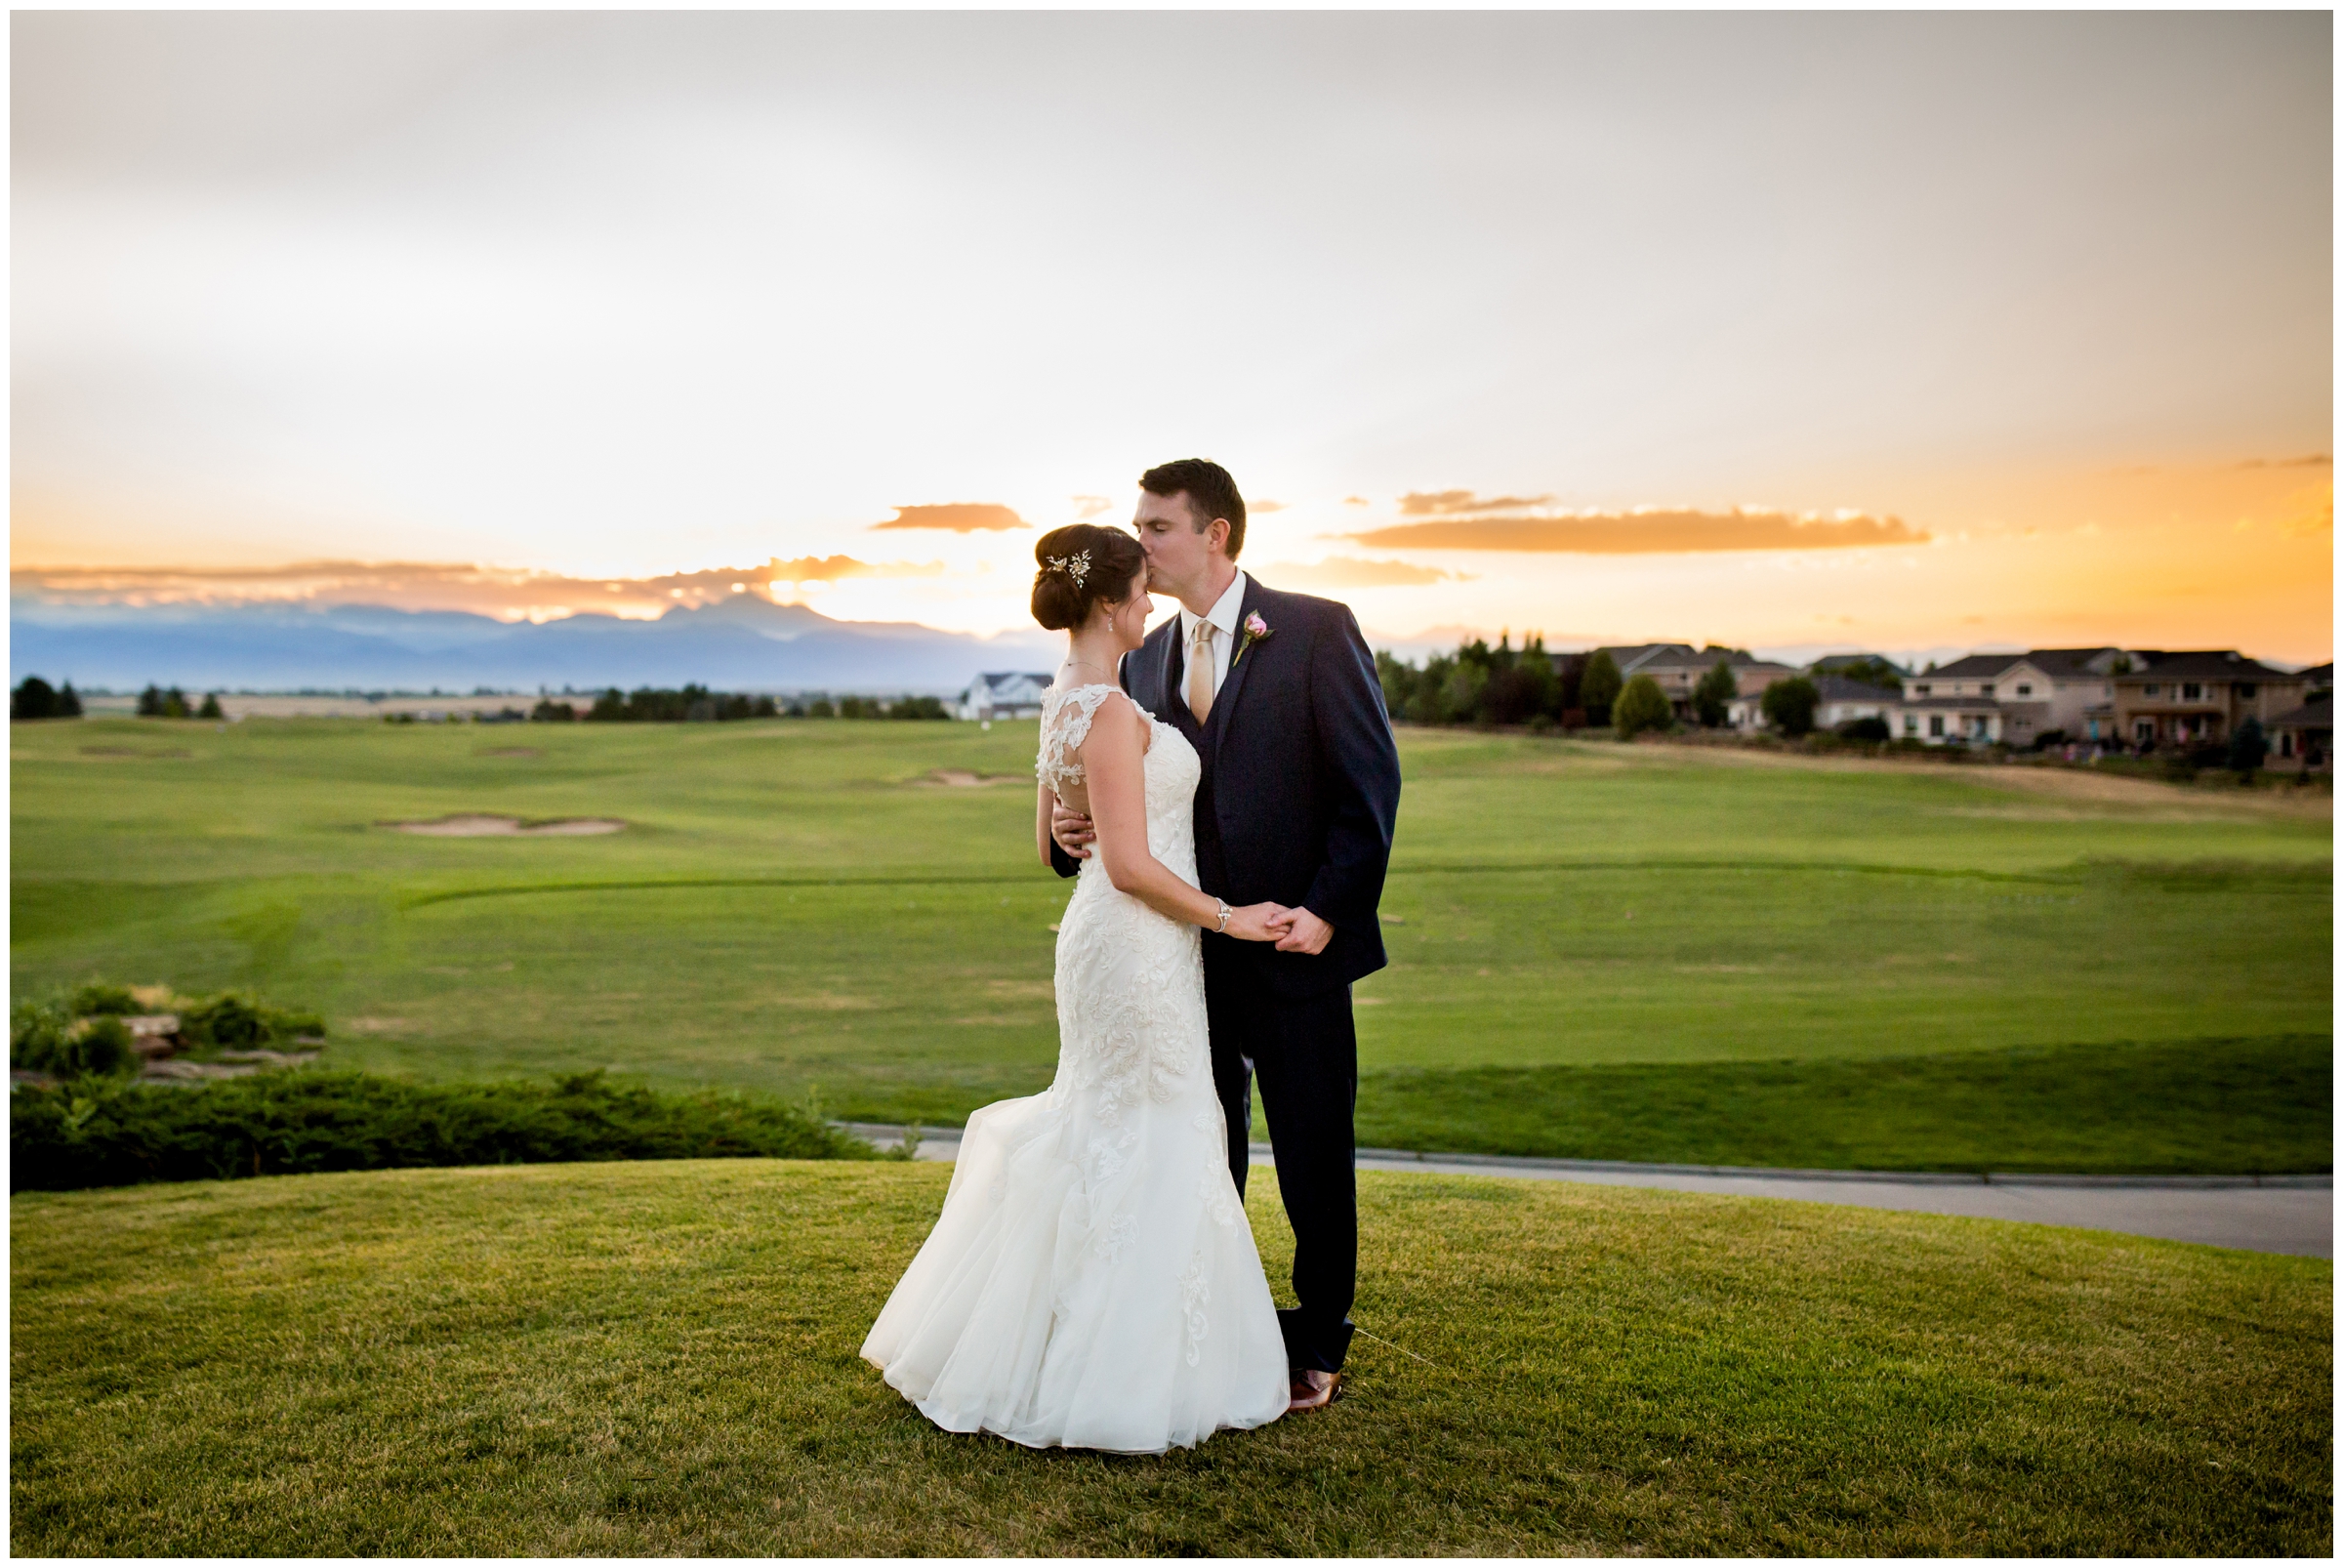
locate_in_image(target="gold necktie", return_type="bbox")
[1187,619,1216,723]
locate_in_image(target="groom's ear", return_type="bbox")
[1205,516,1232,557]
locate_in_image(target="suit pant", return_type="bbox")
[1206,977,1357,1375]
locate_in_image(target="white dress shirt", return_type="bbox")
[1177,569,1249,706]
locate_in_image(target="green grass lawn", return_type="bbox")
[10,716,2331,1168]
[10,1160,2328,1554]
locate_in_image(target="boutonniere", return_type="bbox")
[1233,611,1273,666]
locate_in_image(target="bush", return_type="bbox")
[2229,718,2268,775]
[806,697,837,719]
[10,1003,138,1081]
[889,695,949,721]
[1613,674,1673,738]
[181,993,325,1051]
[1692,659,1737,728]
[1836,716,1891,742]
[9,1070,883,1191]
[68,981,140,1016]
[531,698,579,722]
[138,684,191,720]
[196,693,225,720]
[1762,677,1820,737]
[13,677,59,721]
[1579,649,1623,726]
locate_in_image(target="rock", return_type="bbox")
[119,1015,183,1058]
[142,1059,256,1081]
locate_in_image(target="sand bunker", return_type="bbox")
[79,744,191,760]
[920,769,1027,788]
[388,814,627,837]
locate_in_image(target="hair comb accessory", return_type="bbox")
[1043,550,1091,586]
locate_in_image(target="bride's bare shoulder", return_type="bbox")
[1071,688,1152,754]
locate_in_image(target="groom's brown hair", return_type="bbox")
[1139,458,1247,560]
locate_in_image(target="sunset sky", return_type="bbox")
[11,11,2332,666]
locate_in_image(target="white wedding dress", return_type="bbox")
[860,683,1290,1452]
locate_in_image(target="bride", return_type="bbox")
[860,522,1295,1453]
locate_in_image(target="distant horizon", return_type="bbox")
[11,573,2326,681]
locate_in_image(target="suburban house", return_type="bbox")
[2267,696,2332,768]
[958,672,1053,722]
[2109,651,2309,749]
[1893,647,2135,747]
[1590,644,1799,722]
[1811,676,1902,730]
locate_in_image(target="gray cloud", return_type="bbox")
[1344,510,1928,554]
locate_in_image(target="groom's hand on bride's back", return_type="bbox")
[1050,802,1095,859]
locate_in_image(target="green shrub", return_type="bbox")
[1613,674,1673,738]
[1692,659,1737,727]
[180,993,326,1050]
[11,1002,138,1080]
[1762,676,1821,737]
[67,982,139,1017]
[1579,649,1623,725]
[10,1069,883,1191]
[11,999,71,1071]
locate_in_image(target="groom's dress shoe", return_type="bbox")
[1288,1370,1342,1413]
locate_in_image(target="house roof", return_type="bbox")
[970,671,1053,695]
[2296,663,2333,686]
[2021,647,2122,676]
[1588,643,1697,672]
[1914,647,2129,681]
[1896,694,2002,710]
[1915,652,2030,680]
[2118,650,2300,682]
[1812,676,1901,701]
[1810,652,1911,677]
[2266,697,2333,729]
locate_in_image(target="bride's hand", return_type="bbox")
[1221,902,1293,942]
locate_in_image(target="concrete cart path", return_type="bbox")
[843,1126,2331,1259]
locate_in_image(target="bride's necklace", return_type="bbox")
[1064,659,1115,683]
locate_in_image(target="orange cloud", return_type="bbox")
[1345,509,1928,554]
[1397,489,1556,516]
[10,557,943,621]
[1257,557,1468,590]
[871,502,1027,532]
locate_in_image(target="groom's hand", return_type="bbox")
[1273,906,1334,955]
[1050,802,1095,859]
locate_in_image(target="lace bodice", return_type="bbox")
[1035,682,1122,795]
[1036,683,1201,868]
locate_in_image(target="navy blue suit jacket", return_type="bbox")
[1050,576,1403,1002]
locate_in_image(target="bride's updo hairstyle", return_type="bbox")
[1031,523,1147,631]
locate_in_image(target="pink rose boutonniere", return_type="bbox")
[1234,610,1273,665]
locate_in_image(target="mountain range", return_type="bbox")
[8,595,1066,694]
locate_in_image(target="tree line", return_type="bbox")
[528,686,951,722]
[1376,638,1842,740]
[12,678,954,724]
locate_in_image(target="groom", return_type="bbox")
[1050,458,1402,1413]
